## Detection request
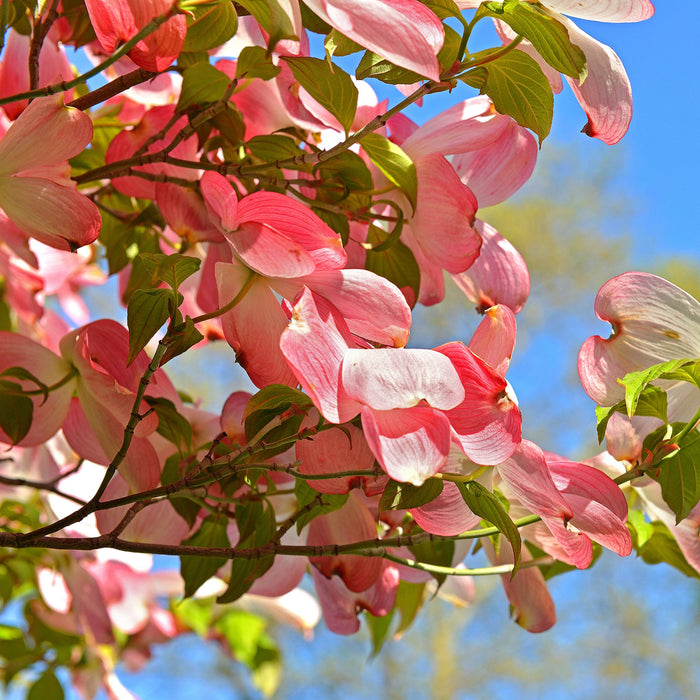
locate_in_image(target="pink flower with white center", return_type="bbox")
[456,0,655,144]
[0,95,101,252]
[578,272,700,420]
[202,172,411,388]
[282,289,519,485]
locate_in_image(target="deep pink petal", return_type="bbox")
[238,192,346,271]
[361,405,452,485]
[435,342,521,465]
[0,177,101,251]
[296,423,376,494]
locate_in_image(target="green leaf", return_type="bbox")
[461,49,552,144]
[172,597,214,636]
[0,380,33,445]
[356,51,424,85]
[139,253,201,293]
[293,480,349,532]
[283,56,358,133]
[144,396,193,451]
[246,134,303,163]
[0,366,49,405]
[422,0,464,20]
[244,384,313,442]
[365,235,420,306]
[161,315,205,364]
[215,610,266,667]
[126,288,175,364]
[236,0,297,50]
[28,670,64,700]
[182,1,238,52]
[178,62,231,111]
[635,520,700,579]
[315,150,373,195]
[649,425,700,523]
[627,509,653,548]
[360,133,417,212]
[365,608,395,657]
[478,0,587,80]
[659,360,700,390]
[324,29,364,57]
[408,538,455,587]
[218,501,276,603]
[379,479,443,512]
[394,580,426,635]
[236,45,282,80]
[456,480,522,572]
[180,513,231,598]
[619,358,689,417]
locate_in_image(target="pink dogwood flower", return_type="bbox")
[0,95,101,251]
[578,272,700,419]
[456,0,655,144]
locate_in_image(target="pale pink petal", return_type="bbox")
[452,220,530,314]
[280,288,362,424]
[410,154,481,273]
[272,268,412,347]
[0,332,76,446]
[361,405,452,485]
[249,530,308,597]
[484,539,556,633]
[303,0,443,80]
[308,491,383,592]
[467,305,518,376]
[0,95,92,175]
[296,423,376,494]
[452,119,538,205]
[544,0,654,21]
[341,347,464,411]
[0,177,101,251]
[436,342,521,465]
[200,171,240,232]
[562,18,633,145]
[539,515,593,568]
[401,96,510,158]
[578,272,700,406]
[411,480,481,536]
[0,31,74,120]
[215,261,298,388]
[155,184,222,243]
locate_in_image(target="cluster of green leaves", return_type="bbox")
[596,359,700,523]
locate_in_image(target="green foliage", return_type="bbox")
[645,424,700,523]
[0,380,33,445]
[379,479,444,511]
[236,46,281,80]
[182,1,238,53]
[293,480,349,532]
[360,133,418,212]
[178,62,231,111]
[236,0,297,51]
[476,0,587,80]
[126,288,176,364]
[456,481,522,571]
[144,396,193,451]
[180,513,231,598]
[283,56,358,133]
[461,49,552,143]
[244,384,313,442]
